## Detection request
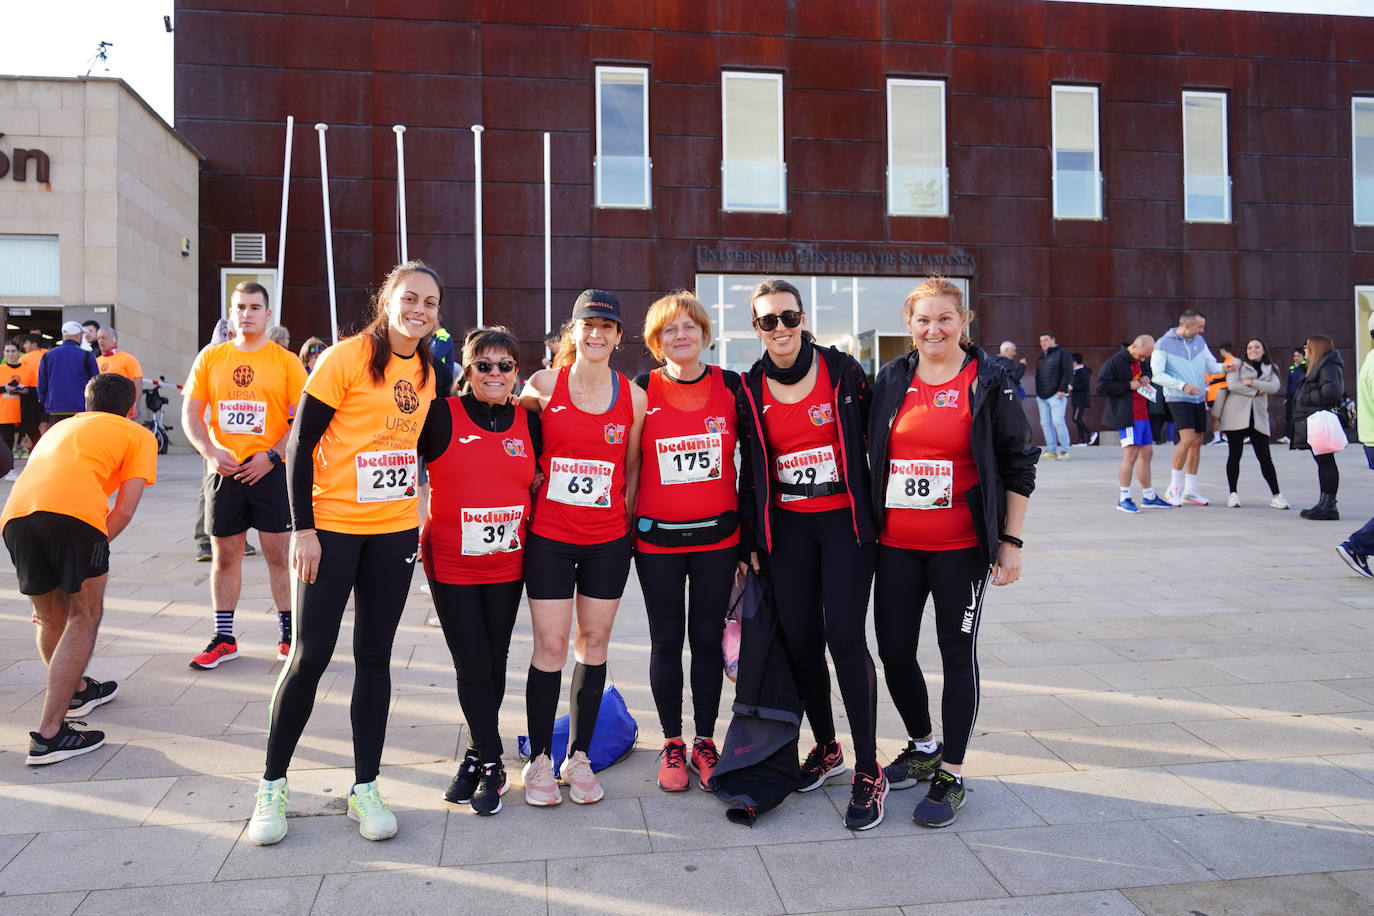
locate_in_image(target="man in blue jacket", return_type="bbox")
[1150,310,1223,505]
[37,322,100,424]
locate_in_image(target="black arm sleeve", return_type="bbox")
[417,398,450,463]
[526,407,542,458]
[286,393,337,531]
[633,371,652,390]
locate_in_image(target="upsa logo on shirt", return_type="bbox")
[232,365,254,387]
[933,389,961,409]
[603,423,626,445]
[393,379,420,414]
[502,437,527,458]
[807,403,834,426]
[704,416,728,435]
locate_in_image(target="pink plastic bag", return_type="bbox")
[1308,410,1348,455]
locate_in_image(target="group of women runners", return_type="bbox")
[246,262,1037,846]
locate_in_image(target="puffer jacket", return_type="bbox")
[1291,349,1345,449]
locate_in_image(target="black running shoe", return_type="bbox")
[844,767,888,831]
[27,721,106,765]
[883,739,942,789]
[444,749,482,804]
[471,762,509,816]
[913,769,966,828]
[797,740,846,792]
[67,676,118,718]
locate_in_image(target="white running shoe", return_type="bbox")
[1184,490,1209,506]
[1269,494,1290,510]
[348,780,398,840]
[522,753,562,806]
[1226,492,1242,508]
[1164,486,1183,507]
[3,468,18,482]
[561,750,605,805]
[248,777,288,845]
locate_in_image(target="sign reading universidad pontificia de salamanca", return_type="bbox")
[695,244,975,275]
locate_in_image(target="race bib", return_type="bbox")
[460,505,524,556]
[218,400,267,435]
[354,450,418,503]
[547,457,615,508]
[775,446,839,503]
[655,433,723,486]
[886,459,954,510]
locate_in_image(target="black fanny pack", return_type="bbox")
[773,480,845,499]
[635,510,739,548]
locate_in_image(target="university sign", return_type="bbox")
[0,134,51,184]
[695,243,975,275]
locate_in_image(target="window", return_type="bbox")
[722,72,785,212]
[0,235,59,298]
[1183,91,1231,222]
[887,79,947,217]
[1355,98,1374,226]
[595,67,650,209]
[1051,85,1102,220]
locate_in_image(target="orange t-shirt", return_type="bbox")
[0,360,32,426]
[18,349,47,375]
[304,335,435,535]
[0,411,157,534]
[98,350,144,384]
[185,340,308,464]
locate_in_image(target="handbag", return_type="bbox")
[723,568,762,683]
[1307,409,1349,455]
[517,683,638,778]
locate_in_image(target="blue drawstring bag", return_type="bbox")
[518,683,638,778]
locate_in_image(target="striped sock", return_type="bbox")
[276,610,291,642]
[214,611,235,639]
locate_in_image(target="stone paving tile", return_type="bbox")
[1328,803,1374,834]
[90,731,269,780]
[1056,687,1237,727]
[974,694,1097,732]
[0,892,87,916]
[977,665,1114,698]
[1165,757,1374,812]
[642,782,852,852]
[440,797,651,866]
[1149,809,1374,880]
[1079,659,1243,690]
[1192,680,1373,717]
[1028,722,1227,770]
[1329,868,1374,903]
[0,834,32,873]
[0,741,119,784]
[315,863,546,916]
[1327,751,1374,786]
[984,641,1129,669]
[1203,653,1372,684]
[66,700,248,742]
[0,776,174,834]
[75,876,321,915]
[217,809,447,881]
[961,821,1213,895]
[1179,715,1374,760]
[1324,677,1374,706]
[546,847,782,915]
[1122,873,1372,916]
[959,733,1073,778]
[1000,766,1224,824]
[900,891,1142,915]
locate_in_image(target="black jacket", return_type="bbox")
[1096,346,1151,430]
[1070,366,1091,408]
[990,354,1026,389]
[737,344,874,559]
[868,346,1039,567]
[1291,349,1345,449]
[1034,345,1074,399]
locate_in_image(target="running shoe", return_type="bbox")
[913,770,967,828]
[1269,494,1291,510]
[561,750,605,804]
[1056,451,1069,461]
[348,780,397,840]
[797,740,846,792]
[189,634,238,670]
[521,753,562,806]
[444,749,482,804]
[1184,490,1209,506]
[844,768,888,831]
[689,738,720,792]
[1116,498,1140,514]
[194,541,212,562]
[1163,485,1183,507]
[882,739,943,789]
[1089,432,1099,445]
[657,739,689,792]
[276,639,291,662]
[248,777,289,845]
[3,468,18,482]
[67,676,118,717]
[243,542,258,557]
[26,721,105,765]
[471,762,509,816]
[1226,492,1242,508]
[1140,494,1173,509]
[1337,543,1374,580]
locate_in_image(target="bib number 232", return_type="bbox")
[355,450,418,503]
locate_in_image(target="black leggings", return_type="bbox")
[0,424,15,450]
[1225,428,1279,494]
[875,545,989,766]
[264,528,418,784]
[430,578,523,764]
[1314,451,1340,495]
[634,547,734,739]
[766,508,877,767]
[1071,406,1092,442]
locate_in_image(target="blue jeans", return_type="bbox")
[1037,396,1071,455]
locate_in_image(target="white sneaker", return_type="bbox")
[3,468,18,482]
[560,750,605,805]
[248,777,288,845]
[1226,492,1242,508]
[348,780,398,840]
[1269,494,1291,510]
[426,615,442,627]
[1184,490,1209,506]
[1164,486,1183,507]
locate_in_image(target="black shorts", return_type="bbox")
[1167,401,1208,434]
[205,461,291,537]
[4,511,109,595]
[524,531,633,601]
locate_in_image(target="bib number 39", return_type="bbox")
[355,450,418,503]
[460,506,524,556]
[886,459,954,510]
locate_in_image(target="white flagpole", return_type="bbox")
[393,124,408,264]
[543,131,551,335]
[275,115,294,326]
[315,123,339,344]
[472,124,484,328]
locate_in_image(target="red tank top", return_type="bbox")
[879,360,980,551]
[421,399,537,585]
[762,358,850,514]
[635,366,740,554]
[530,366,634,544]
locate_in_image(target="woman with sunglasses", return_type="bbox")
[632,290,744,793]
[518,289,646,807]
[419,327,540,816]
[736,277,884,830]
[298,337,325,374]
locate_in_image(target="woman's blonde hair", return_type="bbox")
[643,290,712,362]
[902,276,973,347]
[1306,334,1334,374]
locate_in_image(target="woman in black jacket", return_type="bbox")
[735,277,883,831]
[1292,335,1345,520]
[867,277,1038,829]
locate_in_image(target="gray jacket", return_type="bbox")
[1217,360,1280,435]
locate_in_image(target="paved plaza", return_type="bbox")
[1,443,1373,914]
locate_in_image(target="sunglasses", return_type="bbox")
[753,310,804,332]
[472,358,517,374]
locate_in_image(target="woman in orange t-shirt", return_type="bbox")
[248,261,440,848]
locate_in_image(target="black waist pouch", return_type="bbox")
[635,510,739,548]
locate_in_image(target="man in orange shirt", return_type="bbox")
[95,328,144,420]
[18,334,49,443]
[183,282,307,668]
[3,373,157,764]
[1,341,31,470]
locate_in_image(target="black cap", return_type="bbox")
[571,289,622,323]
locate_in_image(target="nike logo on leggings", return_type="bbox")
[961,582,978,634]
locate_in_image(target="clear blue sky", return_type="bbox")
[1,0,1370,125]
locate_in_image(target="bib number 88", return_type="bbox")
[904,477,931,498]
